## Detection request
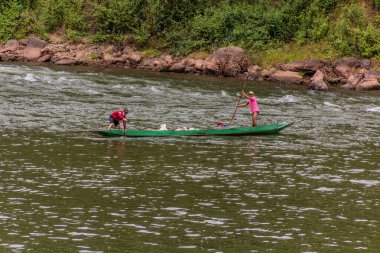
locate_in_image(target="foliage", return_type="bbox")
[329,2,380,58]
[0,0,25,42]
[2,0,380,63]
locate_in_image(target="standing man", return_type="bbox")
[238,90,260,127]
[108,107,128,136]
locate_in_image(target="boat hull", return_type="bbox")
[95,122,293,137]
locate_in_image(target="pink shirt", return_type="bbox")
[247,97,259,113]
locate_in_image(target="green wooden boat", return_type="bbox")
[95,122,293,137]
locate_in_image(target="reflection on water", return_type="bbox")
[107,139,127,161]
[0,63,379,252]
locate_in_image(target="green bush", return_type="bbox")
[328,2,380,57]
[0,0,24,42]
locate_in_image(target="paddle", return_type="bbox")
[228,77,248,125]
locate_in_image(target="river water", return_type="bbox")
[0,62,379,252]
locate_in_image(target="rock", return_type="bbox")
[55,58,77,65]
[261,68,277,77]
[169,60,186,73]
[140,57,170,72]
[334,57,371,79]
[277,60,327,72]
[128,53,142,64]
[326,77,343,84]
[75,50,87,60]
[38,54,51,62]
[344,73,365,90]
[334,64,352,79]
[269,70,303,84]
[24,47,42,60]
[204,46,249,76]
[162,55,173,64]
[247,65,261,79]
[26,37,48,49]
[194,60,205,71]
[104,53,125,64]
[23,37,49,61]
[122,46,134,55]
[368,70,380,81]
[4,40,19,51]
[308,70,328,90]
[351,70,380,90]
[0,52,19,61]
[356,78,380,90]
[18,38,29,46]
[335,57,370,68]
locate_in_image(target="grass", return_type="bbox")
[251,42,339,68]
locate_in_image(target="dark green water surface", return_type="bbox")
[0,63,379,252]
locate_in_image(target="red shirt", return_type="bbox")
[111,110,127,129]
[111,110,125,121]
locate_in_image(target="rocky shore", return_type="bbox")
[1,36,380,91]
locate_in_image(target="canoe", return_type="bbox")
[95,121,293,137]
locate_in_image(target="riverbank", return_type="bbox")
[1,36,380,91]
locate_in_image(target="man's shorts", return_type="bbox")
[109,115,120,126]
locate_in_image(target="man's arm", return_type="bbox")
[122,118,127,135]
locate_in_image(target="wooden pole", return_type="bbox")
[228,78,248,125]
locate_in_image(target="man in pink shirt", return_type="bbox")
[238,90,260,127]
[108,107,128,135]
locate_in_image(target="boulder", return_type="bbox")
[4,40,19,51]
[140,57,170,72]
[261,68,277,77]
[26,37,48,49]
[184,59,196,73]
[368,70,380,81]
[128,53,142,64]
[55,58,77,65]
[334,57,371,79]
[37,54,51,62]
[75,50,87,60]
[162,55,173,64]
[24,47,42,60]
[204,46,249,76]
[169,60,186,73]
[334,64,352,79]
[335,57,370,68]
[194,59,205,71]
[350,69,380,90]
[103,53,125,64]
[23,37,48,61]
[0,52,19,61]
[122,46,134,55]
[343,71,366,90]
[356,78,380,90]
[277,60,327,73]
[269,70,303,84]
[308,70,328,90]
[247,65,261,79]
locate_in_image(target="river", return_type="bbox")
[0,62,379,252]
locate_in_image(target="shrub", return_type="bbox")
[0,0,24,42]
[329,2,380,57]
